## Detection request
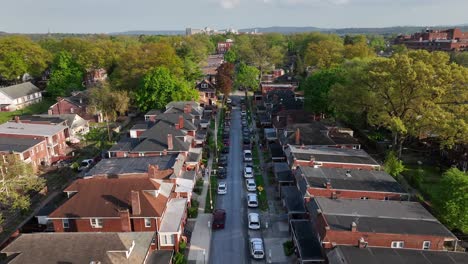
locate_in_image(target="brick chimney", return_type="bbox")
[358,237,367,248]
[14,116,20,123]
[351,221,357,232]
[119,209,132,232]
[131,191,141,215]
[148,164,159,178]
[295,128,301,145]
[167,134,173,150]
[178,115,184,129]
[184,104,192,114]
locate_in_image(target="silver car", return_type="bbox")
[249,238,265,259]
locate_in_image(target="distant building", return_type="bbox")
[0,82,42,111]
[217,39,234,54]
[395,28,468,51]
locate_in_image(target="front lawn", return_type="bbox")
[0,98,55,124]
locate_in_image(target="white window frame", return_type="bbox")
[90,218,103,228]
[139,152,145,157]
[160,234,174,246]
[144,218,152,228]
[423,241,431,250]
[62,219,69,228]
[391,241,404,248]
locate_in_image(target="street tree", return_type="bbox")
[216,62,235,96]
[0,154,45,212]
[0,36,51,80]
[435,168,468,233]
[235,62,260,91]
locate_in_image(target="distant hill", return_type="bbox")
[110,30,185,36]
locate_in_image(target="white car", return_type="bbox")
[247,193,258,208]
[78,159,94,171]
[226,98,232,104]
[217,182,227,194]
[249,238,265,259]
[241,110,247,116]
[244,165,253,178]
[245,179,257,192]
[243,150,252,162]
[248,213,261,230]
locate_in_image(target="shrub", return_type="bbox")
[283,241,294,256]
[173,252,186,264]
[384,151,405,177]
[179,240,187,253]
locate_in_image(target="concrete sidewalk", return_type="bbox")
[187,213,212,264]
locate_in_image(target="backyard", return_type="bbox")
[0,98,55,123]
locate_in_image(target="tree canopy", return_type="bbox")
[302,67,343,115]
[235,62,259,91]
[216,62,235,96]
[47,51,84,97]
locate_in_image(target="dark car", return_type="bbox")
[221,147,229,154]
[218,155,228,166]
[223,139,230,147]
[217,167,227,178]
[212,209,226,229]
[243,138,251,146]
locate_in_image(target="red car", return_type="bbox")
[212,209,226,229]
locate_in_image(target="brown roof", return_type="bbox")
[49,176,172,218]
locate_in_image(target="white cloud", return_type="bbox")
[220,0,241,9]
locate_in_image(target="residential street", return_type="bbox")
[210,95,252,264]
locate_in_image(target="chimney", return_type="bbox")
[119,209,132,232]
[167,134,173,150]
[184,104,192,114]
[325,180,332,190]
[14,116,20,123]
[131,191,141,215]
[295,128,301,145]
[358,238,367,248]
[148,164,159,178]
[178,115,184,129]
[351,222,357,232]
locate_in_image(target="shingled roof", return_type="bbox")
[0,82,40,99]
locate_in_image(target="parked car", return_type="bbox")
[243,150,252,162]
[226,98,232,104]
[245,179,257,192]
[223,139,230,147]
[248,213,261,230]
[247,193,258,208]
[217,167,227,179]
[243,137,251,145]
[78,159,94,171]
[217,182,227,194]
[242,119,248,126]
[241,110,247,116]
[249,238,265,259]
[222,147,229,154]
[218,155,228,166]
[212,209,226,229]
[244,165,253,178]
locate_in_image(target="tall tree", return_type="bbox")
[235,62,260,91]
[0,36,51,80]
[224,49,237,63]
[0,154,45,212]
[302,67,343,115]
[435,168,468,233]
[47,51,84,97]
[135,67,197,111]
[305,40,344,69]
[216,62,234,96]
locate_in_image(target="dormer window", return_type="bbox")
[144,190,159,197]
[201,83,208,88]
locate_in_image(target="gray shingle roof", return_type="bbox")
[290,220,324,262]
[281,186,306,213]
[133,121,190,152]
[0,122,67,137]
[328,246,468,264]
[0,82,40,99]
[285,145,379,166]
[1,232,154,264]
[0,137,43,153]
[297,166,406,194]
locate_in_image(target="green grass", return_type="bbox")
[402,164,445,201]
[0,98,55,123]
[255,174,268,211]
[204,176,218,213]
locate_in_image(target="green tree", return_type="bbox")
[451,52,468,67]
[305,40,344,68]
[303,67,343,115]
[435,168,468,233]
[368,35,387,52]
[136,67,197,112]
[235,62,259,91]
[224,49,237,63]
[89,82,129,121]
[0,36,51,80]
[0,154,45,212]
[344,42,375,59]
[383,151,405,177]
[47,51,84,97]
[216,62,235,96]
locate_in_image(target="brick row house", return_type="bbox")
[0,137,49,171]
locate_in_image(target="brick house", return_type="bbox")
[48,176,187,251]
[0,82,42,111]
[217,39,233,54]
[261,83,297,96]
[48,91,100,122]
[195,79,217,106]
[284,145,381,171]
[0,122,68,158]
[308,197,458,251]
[395,28,468,51]
[0,137,49,170]
[295,167,409,201]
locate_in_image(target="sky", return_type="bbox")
[1,0,467,33]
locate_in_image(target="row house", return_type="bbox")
[0,122,68,159]
[48,175,187,252]
[0,232,161,264]
[217,39,234,54]
[308,197,459,251]
[0,137,49,170]
[260,83,297,96]
[295,166,409,201]
[0,82,42,112]
[195,79,217,107]
[48,91,101,122]
[284,145,381,171]
[202,54,224,84]
[327,245,468,264]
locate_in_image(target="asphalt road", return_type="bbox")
[210,95,250,264]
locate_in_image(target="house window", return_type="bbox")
[139,152,145,157]
[144,218,152,227]
[384,197,389,201]
[90,218,103,228]
[201,83,208,88]
[391,241,404,248]
[70,107,74,113]
[360,197,368,200]
[423,241,431,250]
[160,234,174,245]
[62,219,69,228]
